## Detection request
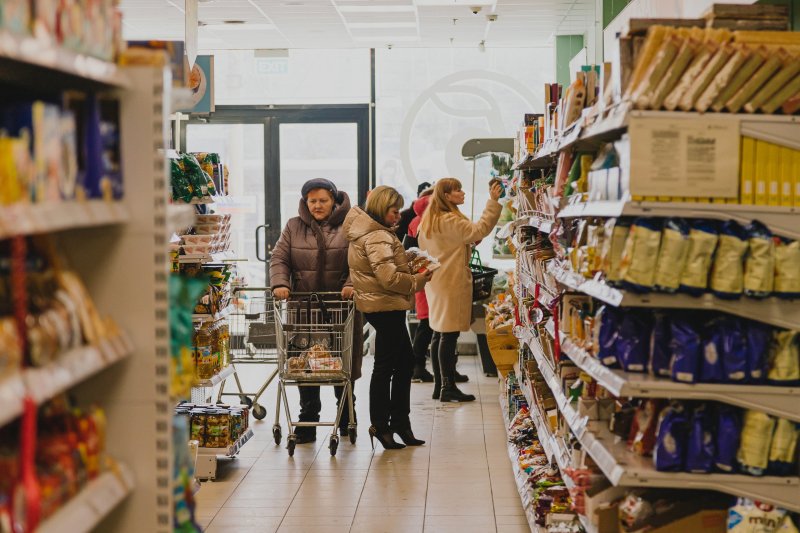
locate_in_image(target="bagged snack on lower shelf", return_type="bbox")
[670,318,703,383]
[727,499,800,533]
[649,313,672,378]
[767,331,800,386]
[654,218,690,293]
[768,417,799,476]
[619,218,663,292]
[710,221,748,299]
[715,405,741,473]
[654,401,688,472]
[616,311,651,372]
[629,399,665,456]
[744,221,775,298]
[773,238,800,298]
[704,317,748,383]
[737,410,776,476]
[702,319,727,383]
[595,305,622,367]
[680,220,720,296]
[686,404,715,473]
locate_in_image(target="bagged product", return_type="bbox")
[654,218,690,293]
[745,321,771,383]
[616,311,651,372]
[596,306,622,368]
[767,331,800,386]
[602,218,631,285]
[768,417,799,476]
[710,221,748,299]
[727,499,800,533]
[653,402,688,472]
[649,313,672,378]
[686,404,715,473]
[619,218,663,292]
[629,400,665,456]
[737,410,776,476]
[715,405,741,473]
[679,221,719,296]
[743,221,775,298]
[702,318,727,383]
[773,238,800,298]
[670,318,703,383]
[721,318,749,383]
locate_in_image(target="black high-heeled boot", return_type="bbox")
[391,426,425,446]
[369,425,405,450]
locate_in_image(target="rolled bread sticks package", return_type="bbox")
[679,220,719,296]
[743,221,775,298]
[654,218,690,293]
[710,221,748,299]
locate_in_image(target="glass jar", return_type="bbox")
[189,408,208,447]
[205,409,231,448]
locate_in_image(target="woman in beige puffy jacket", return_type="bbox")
[418,178,502,403]
[344,186,432,450]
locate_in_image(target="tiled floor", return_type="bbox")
[196,353,529,533]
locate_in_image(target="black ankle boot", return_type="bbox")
[440,379,476,403]
[369,425,405,450]
[391,425,425,446]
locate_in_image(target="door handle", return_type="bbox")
[255,224,271,262]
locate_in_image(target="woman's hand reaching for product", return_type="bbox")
[489,182,503,201]
[274,287,290,300]
[341,286,354,300]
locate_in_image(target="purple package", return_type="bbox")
[670,319,703,383]
[654,402,688,472]
[745,321,771,383]
[702,319,726,383]
[721,319,748,383]
[714,405,741,473]
[597,307,622,368]
[650,313,672,378]
[616,312,651,373]
[686,404,715,473]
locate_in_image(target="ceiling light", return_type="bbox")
[413,0,493,5]
[337,6,416,13]
[347,22,417,29]
[351,35,420,42]
[201,22,276,31]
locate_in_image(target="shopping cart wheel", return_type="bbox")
[349,426,357,444]
[252,404,267,420]
[329,435,339,456]
[272,424,282,445]
[240,395,253,408]
[287,436,297,457]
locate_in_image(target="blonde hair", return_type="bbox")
[419,178,468,238]
[365,185,404,225]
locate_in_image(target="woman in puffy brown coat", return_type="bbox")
[344,185,432,450]
[270,178,362,444]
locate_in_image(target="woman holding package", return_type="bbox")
[270,178,362,444]
[344,186,432,450]
[418,178,502,402]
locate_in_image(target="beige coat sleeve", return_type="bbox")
[447,199,503,244]
[363,233,420,295]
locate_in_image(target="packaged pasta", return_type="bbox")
[616,311,651,373]
[737,410,776,476]
[670,318,702,383]
[710,221,748,299]
[773,238,800,298]
[649,313,672,378]
[619,218,662,292]
[746,321,771,383]
[686,404,715,473]
[767,418,799,476]
[654,218,690,293]
[602,218,631,285]
[744,221,775,298]
[767,331,800,385]
[715,405,741,473]
[679,221,719,296]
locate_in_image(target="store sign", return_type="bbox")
[256,58,289,75]
[629,115,740,199]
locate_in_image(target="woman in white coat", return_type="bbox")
[418,178,502,402]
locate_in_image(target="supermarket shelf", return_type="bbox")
[546,263,800,330]
[0,30,129,90]
[38,463,135,533]
[178,250,237,264]
[192,304,233,324]
[519,327,800,513]
[174,196,218,205]
[193,364,236,389]
[0,332,134,428]
[167,204,196,234]
[500,396,542,533]
[520,214,555,234]
[198,427,254,457]
[0,200,129,240]
[558,198,800,241]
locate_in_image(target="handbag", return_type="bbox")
[288,294,334,353]
[470,249,498,302]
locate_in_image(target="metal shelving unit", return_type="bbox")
[195,428,254,481]
[167,204,196,235]
[0,200,130,239]
[192,304,234,325]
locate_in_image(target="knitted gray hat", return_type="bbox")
[301,178,339,201]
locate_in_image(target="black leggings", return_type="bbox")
[412,318,433,368]
[298,385,355,430]
[364,310,414,430]
[431,331,459,384]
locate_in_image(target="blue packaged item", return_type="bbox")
[686,404,715,473]
[710,221,748,300]
[745,321,771,383]
[596,306,622,368]
[721,319,748,383]
[679,220,719,296]
[649,313,672,378]
[654,402,688,472]
[715,405,741,473]
[616,312,651,373]
[702,318,726,383]
[670,318,703,383]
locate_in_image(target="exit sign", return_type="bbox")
[256,58,289,75]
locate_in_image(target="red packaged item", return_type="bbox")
[628,400,666,456]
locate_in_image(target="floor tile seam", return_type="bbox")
[347,444,375,533]
[474,358,500,533]
[276,431,329,530]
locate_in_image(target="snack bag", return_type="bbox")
[629,400,665,456]
[616,311,651,372]
[727,499,800,533]
[679,220,719,296]
[596,306,622,368]
[670,318,703,383]
[649,313,672,378]
[744,221,775,298]
[737,410,776,476]
[704,317,749,383]
[654,218,690,293]
[768,418,799,476]
[604,218,631,285]
[767,331,800,386]
[686,404,715,473]
[715,405,741,473]
[710,221,748,299]
[702,318,727,383]
[654,402,688,472]
[774,238,800,298]
[619,218,662,292]
[746,321,772,383]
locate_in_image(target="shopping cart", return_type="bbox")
[273,292,356,457]
[217,287,279,421]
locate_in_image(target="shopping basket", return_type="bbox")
[273,292,356,456]
[218,287,279,421]
[471,250,498,302]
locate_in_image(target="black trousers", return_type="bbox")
[364,310,414,430]
[431,331,459,383]
[411,317,433,368]
[298,385,355,431]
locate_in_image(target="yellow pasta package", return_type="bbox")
[740,136,756,204]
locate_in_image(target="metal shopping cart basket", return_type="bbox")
[218,287,279,420]
[273,292,356,457]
